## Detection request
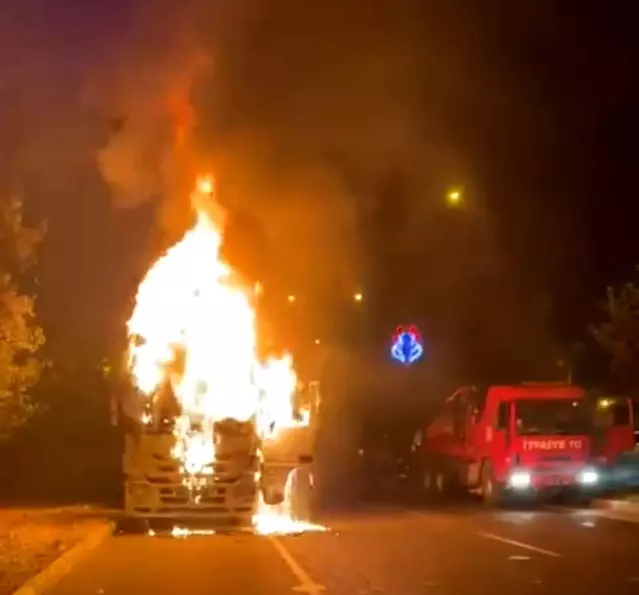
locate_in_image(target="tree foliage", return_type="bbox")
[591,280,639,390]
[0,196,46,442]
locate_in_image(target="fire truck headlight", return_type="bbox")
[508,470,532,489]
[578,468,599,485]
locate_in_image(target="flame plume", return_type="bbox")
[127,175,324,534]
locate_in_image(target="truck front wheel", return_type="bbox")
[423,469,438,499]
[262,486,284,505]
[481,462,504,507]
[566,491,592,507]
[423,464,449,500]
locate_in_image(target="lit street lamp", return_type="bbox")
[287,294,296,304]
[446,186,463,207]
[353,292,363,303]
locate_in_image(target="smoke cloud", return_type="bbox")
[1,0,563,373]
[90,0,477,290]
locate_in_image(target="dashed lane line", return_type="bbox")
[478,531,561,558]
[269,536,326,594]
[544,504,639,525]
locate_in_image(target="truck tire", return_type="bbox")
[422,469,438,499]
[567,492,592,507]
[434,470,448,497]
[288,466,314,521]
[423,462,448,501]
[262,486,285,505]
[481,462,504,507]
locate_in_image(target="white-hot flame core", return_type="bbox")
[126,176,321,534]
[253,468,326,535]
[128,209,259,423]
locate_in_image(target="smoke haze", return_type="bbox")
[1,0,564,376]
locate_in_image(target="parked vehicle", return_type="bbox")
[590,394,639,490]
[420,383,600,505]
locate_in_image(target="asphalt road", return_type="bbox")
[47,504,639,595]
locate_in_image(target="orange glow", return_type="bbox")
[196,175,214,195]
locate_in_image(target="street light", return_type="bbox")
[287,294,296,303]
[446,186,463,207]
[314,338,321,345]
[353,292,363,303]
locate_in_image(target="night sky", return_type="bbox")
[2,0,638,385]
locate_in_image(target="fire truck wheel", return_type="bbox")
[423,463,451,500]
[422,469,432,493]
[568,492,592,507]
[262,487,285,505]
[481,462,503,506]
[422,468,439,499]
[435,471,446,495]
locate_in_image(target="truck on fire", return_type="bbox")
[111,376,320,528]
[418,383,600,504]
[110,174,324,530]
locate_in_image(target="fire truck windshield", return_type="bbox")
[515,398,591,436]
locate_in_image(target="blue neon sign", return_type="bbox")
[390,325,424,365]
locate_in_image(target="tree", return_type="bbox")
[591,280,639,390]
[0,196,46,442]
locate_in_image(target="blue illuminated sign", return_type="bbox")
[390,325,424,365]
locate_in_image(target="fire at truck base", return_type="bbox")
[116,391,322,534]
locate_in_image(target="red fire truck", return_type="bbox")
[420,383,600,504]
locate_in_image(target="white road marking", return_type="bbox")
[588,509,639,524]
[269,536,326,594]
[478,531,561,557]
[545,504,639,525]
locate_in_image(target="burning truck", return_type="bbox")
[110,176,323,533]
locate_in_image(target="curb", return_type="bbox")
[12,521,115,595]
[592,498,639,511]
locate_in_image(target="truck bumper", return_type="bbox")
[125,478,256,522]
[502,466,602,500]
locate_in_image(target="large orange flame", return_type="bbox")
[126,175,323,534]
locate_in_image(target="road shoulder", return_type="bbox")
[0,506,113,595]
[588,493,639,523]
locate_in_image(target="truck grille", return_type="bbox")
[540,455,572,463]
[158,485,228,505]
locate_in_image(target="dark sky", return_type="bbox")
[1,0,638,380]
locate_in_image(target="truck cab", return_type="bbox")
[113,380,321,527]
[422,383,600,504]
[590,395,639,489]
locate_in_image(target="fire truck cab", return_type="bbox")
[422,383,600,505]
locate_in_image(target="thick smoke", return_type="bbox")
[1,0,565,374]
[92,0,473,290]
